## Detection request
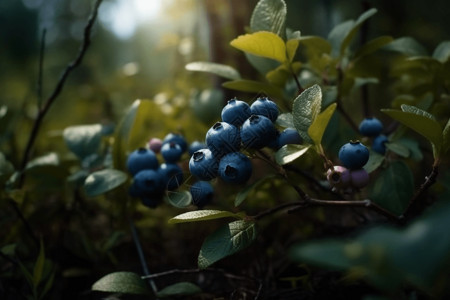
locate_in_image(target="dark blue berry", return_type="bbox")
[218,152,252,184]
[189,148,219,181]
[141,196,162,208]
[359,117,383,137]
[188,141,207,156]
[163,133,187,153]
[276,128,303,149]
[372,134,388,155]
[206,122,241,157]
[161,142,183,163]
[133,169,164,196]
[221,98,251,127]
[338,141,370,170]
[241,115,277,149]
[250,97,279,122]
[159,163,183,191]
[126,148,159,176]
[190,181,214,208]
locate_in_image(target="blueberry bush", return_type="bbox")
[1,0,450,299]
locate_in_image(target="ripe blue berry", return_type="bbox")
[326,165,351,189]
[206,122,241,157]
[188,141,207,156]
[141,196,162,208]
[218,152,252,184]
[372,134,388,155]
[241,115,277,149]
[133,169,164,196]
[221,98,251,127]
[250,97,279,122]
[350,169,370,189]
[159,163,183,191]
[161,142,183,163]
[359,117,383,137]
[126,148,159,176]
[190,181,214,208]
[163,133,187,153]
[338,141,370,170]
[148,138,163,153]
[189,148,219,181]
[276,128,303,148]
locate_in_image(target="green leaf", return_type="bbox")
[84,169,128,197]
[340,8,378,56]
[292,84,322,143]
[222,80,284,100]
[354,36,394,59]
[25,152,59,170]
[166,190,192,208]
[63,124,103,159]
[432,41,450,63]
[275,113,294,128]
[235,174,277,206]
[363,151,385,173]
[230,31,287,63]
[185,61,241,80]
[385,142,409,158]
[168,210,243,224]
[112,100,140,171]
[275,144,311,165]
[382,37,428,56]
[33,240,45,287]
[245,52,281,75]
[443,118,450,154]
[400,104,436,120]
[298,36,332,55]
[369,161,414,215]
[328,20,354,57]
[308,103,337,146]
[382,108,442,158]
[92,272,150,295]
[0,152,14,179]
[156,282,202,298]
[286,38,300,62]
[198,220,257,269]
[250,0,287,38]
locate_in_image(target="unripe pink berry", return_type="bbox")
[148,138,163,153]
[326,165,351,188]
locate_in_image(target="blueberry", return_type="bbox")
[148,138,163,153]
[162,133,187,153]
[218,152,252,184]
[161,142,183,163]
[141,196,162,208]
[159,163,183,190]
[326,165,351,188]
[133,169,164,196]
[126,148,159,176]
[188,141,207,156]
[350,169,370,189]
[190,181,214,208]
[338,141,370,170]
[221,98,251,127]
[250,97,279,122]
[359,117,383,137]
[189,148,219,181]
[276,128,303,149]
[206,122,241,157]
[372,134,388,155]
[241,115,277,149]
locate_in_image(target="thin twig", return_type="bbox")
[129,219,158,294]
[8,199,40,248]
[18,0,103,185]
[37,28,46,109]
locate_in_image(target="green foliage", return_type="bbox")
[83,169,128,197]
[92,272,150,295]
[250,0,287,38]
[198,220,257,269]
[156,282,202,298]
[275,144,310,165]
[63,124,103,160]
[185,62,241,80]
[292,84,322,143]
[230,31,287,63]
[168,210,244,224]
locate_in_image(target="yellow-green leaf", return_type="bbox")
[308,103,337,146]
[286,38,300,62]
[230,31,287,63]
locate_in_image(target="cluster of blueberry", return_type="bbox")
[359,117,388,155]
[188,97,302,185]
[126,133,198,208]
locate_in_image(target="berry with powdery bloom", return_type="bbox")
[221,98,251,127]
[241,115,277,149]
[206,122,241,158]
[161,142,183,163]
[159,163,183,191]
[190,181,214,208]
[189,148,219,181]
[350,169,370,189]
[133,169,164,196]
[338,141,370,170]
[359,117,383,137]
[372,134,388,155]
[126,148,159,176]
[218,152,252,184]
[250,97,279,122]
[162,133,188,153]
[188,141,207,156]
